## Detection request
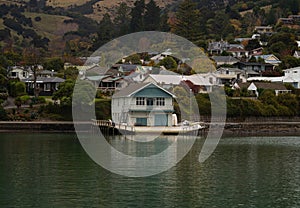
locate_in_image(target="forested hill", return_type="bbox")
[0,0,300,58]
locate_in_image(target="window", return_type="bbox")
[156,98,165,106]
[44,83,51,91]
[147,98,154,106]
[136,97,145,105]
[11,72,17,77]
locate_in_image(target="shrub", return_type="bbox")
[20,95,31,104]
[38,97,46,104]
[95,99,111,120]
[0,105,8,120]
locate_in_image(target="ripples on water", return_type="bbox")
[0,133,299,208]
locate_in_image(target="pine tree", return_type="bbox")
[129,0,145,32]
[144,0,161,31]
[97,14,114,46]
[171,0,202,45]
[114,3,131,36]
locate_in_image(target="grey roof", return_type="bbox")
[23,76,65,83]
[245,69,260,75]
[119,64,139,72]
[211,56,239,63]
[86,65,107,75]
[38,70,57,75]
[113,82,175,98]
[252,82,288,90]
[86,75,109,81]
[113,82,150,98]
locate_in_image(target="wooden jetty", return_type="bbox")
[91,119,206,135]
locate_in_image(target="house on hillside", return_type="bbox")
[144,74,183,89]
[247,66,300,89]
[112,83,176,127]
[236,62,274,72]
[8,66,33,80]
[86,75,127,92]
[294,51,300,59]
[227,47,249,58]
[23,76,65,96]
[254,26,273,35]
[37,70,57,77]
[248,82,290,96]
[282,67,300,88]
[208,40,230,54]
[211,56,239,66]
[215,68,247,83]
[118,64,139,75]
[150,49,173,63]
[249,47,264,56]
[144,74,214,92]
[253,54,281,66]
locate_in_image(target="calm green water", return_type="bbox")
[0,133,299,208]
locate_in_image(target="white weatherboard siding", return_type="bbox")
[112,83,175,127]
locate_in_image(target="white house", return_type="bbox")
[282,67,300,88]
[248,66,300,88]
[227,47,249,58]
[150,49,173,63]
[144,74,214,92]
[112,83,176,127]
[247,82,290,96]
[8,66,32,80]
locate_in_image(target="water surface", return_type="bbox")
[0,133,299,208]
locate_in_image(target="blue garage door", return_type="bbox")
[155,114,168,126]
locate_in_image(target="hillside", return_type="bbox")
[23,12,78,55]
[46,0,91,8]
[0,7,78,56]
[46,0,175,22]
[0,0,299,59]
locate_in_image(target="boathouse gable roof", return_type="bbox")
[113,83,175,98]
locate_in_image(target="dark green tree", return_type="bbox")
[52,79,75,106]
[114,2,131,36]
[268,32,298,57]
[279,56,300,69]
[0,105,8,120]
[130,0,145,32]
[172,0,201,45]
[158,56,177,70]
[245,39,261,51]
[44,58,64,72]
[159,12,170,32]
[96,14,114,47]
[144,0,161,31]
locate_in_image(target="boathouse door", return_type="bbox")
[154,114,168,126]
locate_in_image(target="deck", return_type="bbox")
[91,119,206,135]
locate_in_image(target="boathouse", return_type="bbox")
[112,82,175,127]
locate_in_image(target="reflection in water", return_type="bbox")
[0,134,299,208]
